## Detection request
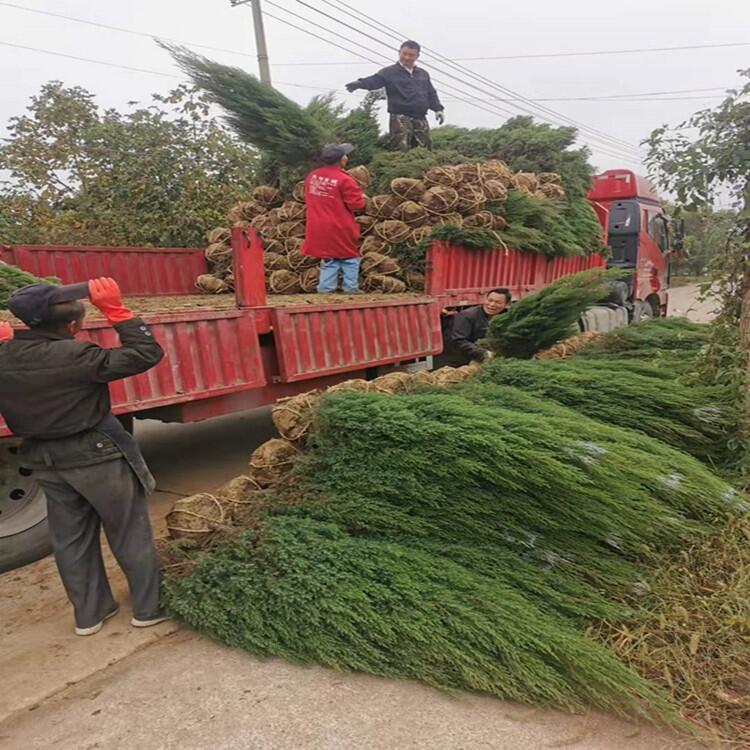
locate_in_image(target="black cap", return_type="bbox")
[9,282,90,327]
[321,143,354,164]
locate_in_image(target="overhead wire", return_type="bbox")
[316,0,644,158]
[263,1,643,162]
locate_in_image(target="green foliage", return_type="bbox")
[484,270,613,358]
[432,116,594,198]
[0,81,258,247]
[497,191,605,257]
[581,318,709,357]
[165,515,671,720]
[679,208,738,276]
[479,357,732,464]
[0,264,58,308]
[367,146,467,193]
[165,44,325,169]
[167,388,745,720]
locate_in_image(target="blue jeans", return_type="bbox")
[318,258,361,293]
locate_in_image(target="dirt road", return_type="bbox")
[0,297,711,750]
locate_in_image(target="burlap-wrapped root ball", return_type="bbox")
[430,212,464,227]
[455,162,483,184]
[390,177,425,201]
[228,200,266,224]
[423,165,460,187]
[361,252,401,276]
[483,179,509,203]
[537,172,562,185]
[264,251,290,272]
[327,378,370,394]
[535,331,601,360]
[269,270,303,294]
[411,369,436,385]
[205,242,232,264]
[284,237,304,254]
[166,493,225,541]
[347,165,370,190]
[272,390,321,442]
[356,215,376,235]
[292,180,306,203]
[365,274,407,293]
[493,214,509,231]
[196,274,228,294]
[405,271,426,290]
[262,237,285,255]
[421,186,460,215]
[251,213,277,233]
[299,266,320,293]
[511,172,539,195]
[480,159,513,186]
[456,183,487,214]
[360,235,388,255]
[214,475,265,521]
[207,227,231,245]
[288,247,318,271]
[433,365,474,386]
[279,200,307,222]
[253,185,282,207]
[369,371,412,394]
[277,220,306,240]
[367,194,402,220]
[536,183,566,200]
[462,211,496,229]
[248,438,299,487]
[396,200,430,227]
[408,225,433,246]
[373,220,411,245]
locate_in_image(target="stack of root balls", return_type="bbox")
[165,363,479,542]
[196,160,565,295]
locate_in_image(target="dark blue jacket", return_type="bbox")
[351,63,443,118]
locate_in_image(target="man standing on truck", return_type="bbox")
[444,288,511,366]
[0,278,167,636]
[302,143,367,294]
[345,40,445,151]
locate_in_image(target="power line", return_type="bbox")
[261,4,643,164]
[298,0,644,159]
[0,39,180,78]
[270,42,750,66]
[454,41,750,61]
[0,1,254,59]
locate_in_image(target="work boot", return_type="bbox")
[75,603,120,636]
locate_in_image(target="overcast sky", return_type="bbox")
[0,0,748,177]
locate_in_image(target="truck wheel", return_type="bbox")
[632,300,654,323]
[0,442,50,573]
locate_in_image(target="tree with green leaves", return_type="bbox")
[645,68,750,480]
[0,81,259,247]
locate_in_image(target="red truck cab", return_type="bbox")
[588,169,675,319]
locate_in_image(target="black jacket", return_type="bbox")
[445,305,491,366]
[351,64,443,118]
[0,317,164,440]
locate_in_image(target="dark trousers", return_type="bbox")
[388,114,432,151]
[36,458,161,629]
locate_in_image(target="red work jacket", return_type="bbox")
[301,165,366,259]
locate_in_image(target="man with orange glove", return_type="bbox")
[0,278,166,635]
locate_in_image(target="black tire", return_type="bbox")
[0,443,51,573]
[632,300,655,323]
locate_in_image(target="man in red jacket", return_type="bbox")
[302,143,366,293]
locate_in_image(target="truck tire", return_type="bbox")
[0,442,51,573]
[632,300,654,323]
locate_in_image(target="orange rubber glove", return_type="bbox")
[88,277,133,324]
[0,322,13,341]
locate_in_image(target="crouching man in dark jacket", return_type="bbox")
[0,278,166,636]
[443,288,511,366]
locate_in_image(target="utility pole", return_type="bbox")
[229,0,272,86]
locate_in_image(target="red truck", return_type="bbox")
[0,169,678,571]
